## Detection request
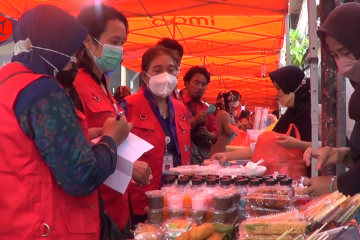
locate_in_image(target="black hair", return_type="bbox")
[230,90,241,100]
[76,4,129,73]
[141,47,178,72]
[156,38,184,59]
[239,110,250,119]
[183,66,211,84]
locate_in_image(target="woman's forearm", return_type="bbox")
[225,147,252,160]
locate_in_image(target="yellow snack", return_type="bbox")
[176,231,192,240]
[190,223,215,240]
[207,232,224,240]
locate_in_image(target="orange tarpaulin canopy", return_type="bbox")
[0,0,287,109]
[1,0,288,20]
[123,15,284,108]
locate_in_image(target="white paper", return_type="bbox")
[91,133,154,193]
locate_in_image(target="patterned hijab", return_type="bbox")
[215,91,240,115]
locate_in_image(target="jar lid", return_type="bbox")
[163,178,174,185]
[192,179,202,186]
[220,179,231,186]
[249,179,260,186]
[235,179,248,186]
[265,179,276,186]
[206,179,216,186]
[178,179,188,185]
[276,174,287,179]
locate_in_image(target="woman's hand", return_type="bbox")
[303,147,345,171]
[102,116,132,146]
[132,161,152,186]
[210,152,228,163]
[88,127,102,140]
[276,135,299,149]
[303,176,337,197]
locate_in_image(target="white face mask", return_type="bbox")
[336,57,360,82]
[146,72,178,98]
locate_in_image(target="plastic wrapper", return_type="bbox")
[244,206,294,218]
[241,219,309,235]
[134,223,160,240]
[161,218,194,239]
[239,233,304,240]
[242,186,293,209]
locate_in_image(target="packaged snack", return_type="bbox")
[241,219,308,235]
[145,190,165,209]
[213,192,234,211]
[134,223,160,240]
[242,186,293,209]
[161,218,194,239]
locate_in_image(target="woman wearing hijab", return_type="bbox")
[74,5,150,234]
[209,66,311,170]
[303,2,360,197]
[0,5,130,239]
[210,90,241,155]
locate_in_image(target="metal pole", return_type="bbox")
[285,13,291,66]
[337,74,347,175]
[307,0,319,177]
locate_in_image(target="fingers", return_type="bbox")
[127,122,133,131]
[303,148,313,166]
[220,155,227,163]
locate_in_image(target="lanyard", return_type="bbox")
[143,88,180,155]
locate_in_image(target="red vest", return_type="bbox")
[125,93,191,215]
[73,69,129,229]
[0,63,100,239]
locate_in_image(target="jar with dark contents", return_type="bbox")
[234,179,248,204]
[280,178,294,197]
[220,179,231,189]
[191,179,203,191]
[177,179,188,192]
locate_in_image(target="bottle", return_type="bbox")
[280,178,294,197]
[177,179,188,191]
[249,179,261,187]
[220,179,231,189]
[265,179,276,186]
[191,179,202,191]
[236,179,249,223]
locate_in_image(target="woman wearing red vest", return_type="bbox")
[119,47,191,226]
[0,5,130,239]
[73,5,151,235]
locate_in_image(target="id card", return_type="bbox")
[163,154,174,173]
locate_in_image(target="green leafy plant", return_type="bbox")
[284,29,309,67]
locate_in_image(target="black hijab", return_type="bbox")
[269,65,311,141]
[317,2,360,121]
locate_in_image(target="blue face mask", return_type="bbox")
[91,38,123,72]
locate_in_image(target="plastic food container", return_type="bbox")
[211,209,227,223]
[241,219,309,235]
[167,194,184,210]
[191,194,208,210]
[242,186,293,209]
[161,218,194,239]
[168,208,186,218]
[213,192,234,211]
[145,190,164,209]
[226,206,237,223]
[144,207,163,225]
[189,209,207,224]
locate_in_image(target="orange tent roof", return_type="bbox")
[123,15,284,108]
[0,0,287,109]
[1,0,288,20]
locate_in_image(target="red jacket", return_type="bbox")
[125,93,191,215]
[0,63,100,239]
[73,69,129,230]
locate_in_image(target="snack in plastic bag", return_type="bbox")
[161,218,194,239]
[242,186,293,209]
[134,223,160,240]
[241,219,308,235]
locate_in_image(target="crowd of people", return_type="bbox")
[1,2,360,239]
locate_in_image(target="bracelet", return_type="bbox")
[330,176,338,193]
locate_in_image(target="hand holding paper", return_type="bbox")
[91,133,154,193]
